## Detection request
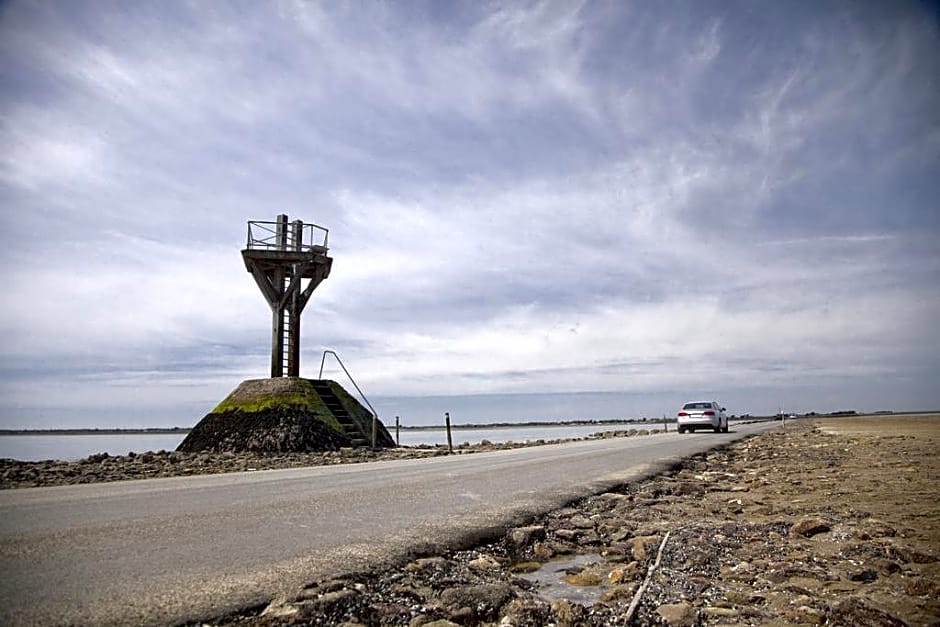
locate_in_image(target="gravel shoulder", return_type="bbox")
[211,416,939,626]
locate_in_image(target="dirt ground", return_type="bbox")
[215,415,940,626]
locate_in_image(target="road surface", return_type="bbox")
[0,422,777,625]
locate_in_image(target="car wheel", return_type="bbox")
[677,427,685,434]
[713,425,721,433]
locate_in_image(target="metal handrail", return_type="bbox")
[318,350,379,449]
[246,220,329,251]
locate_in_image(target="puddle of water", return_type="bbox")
[517,553,610,605]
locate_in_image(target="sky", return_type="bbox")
[0,1,938,429]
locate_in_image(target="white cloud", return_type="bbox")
[0,234,259,359]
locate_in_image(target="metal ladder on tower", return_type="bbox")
[281,307,292,377]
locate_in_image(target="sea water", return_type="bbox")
[0,423,645,461]
[0,434,189,462]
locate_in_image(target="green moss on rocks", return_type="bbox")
[210,378,343,432]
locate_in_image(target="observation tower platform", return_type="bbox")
[241,214,333,378]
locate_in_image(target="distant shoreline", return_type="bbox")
[0,428,192,436]
[0,420,642,436]
[1,411,931,436]
[398,419,644,431]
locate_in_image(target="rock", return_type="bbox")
[406,557,448,573]
[600,583,637,602]
[532,542,555,559]
[567,515,595,529]
[828,597,908,627]
[577,530,601,545]
[702,607,739,618]
[861,519,897,537]
[785,605,825,624]
[439,583,514,622]
[261,596,300,617]
[468,555,501,571]
[313,588,358,610]
[447,607,474,623]
[603,541,631,557]
[563,570,603,586]
[872,558,902,575]
[507,525,546,547]
[688,575,711,593]
[672,481,706,496]
[630,535,659,562]
[905,577,940,596]
[607,561,640,584]
[656,602,696,626]
[498,599,551,626]
[550,599,587,627]
[888,544,936,564]
[847,568,878,582]
[509,561,541,574]
[789,517,831,538]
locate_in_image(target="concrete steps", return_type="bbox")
[310,380,368,447]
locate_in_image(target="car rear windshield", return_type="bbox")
[683,402,713,410]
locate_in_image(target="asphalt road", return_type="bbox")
[0,422,777,626]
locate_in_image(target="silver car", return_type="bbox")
[677,401,728,433]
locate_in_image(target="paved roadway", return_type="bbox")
[0,422,777,626]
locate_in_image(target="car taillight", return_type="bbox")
[704,411,715,416]
[678,412,688,417]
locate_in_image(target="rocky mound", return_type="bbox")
[177,377,394,453]
[177,406,352,453]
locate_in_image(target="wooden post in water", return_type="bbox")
[445,412,453,453]
[395,416,400,446]
[663,413,668,432]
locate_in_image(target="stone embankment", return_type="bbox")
[212,418,939,626]
[0,429,657,489]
